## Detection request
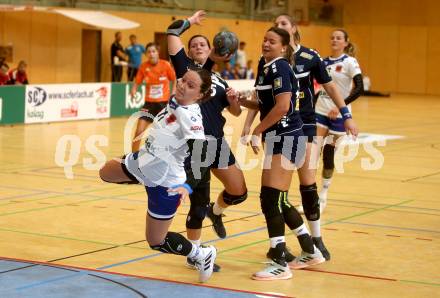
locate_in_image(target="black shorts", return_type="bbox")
[140,101,167,121]
[206,137,236,169]
[302,123,317,143]
[264,130,307,167]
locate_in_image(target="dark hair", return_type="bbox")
[267,27,295,65]
[275,14,301,43]
[188,35,211,49]
[188,66,212,101]
[145,42,157,51]
[129,34,136,39]
[335,28,356,57]
[114,31,121,38]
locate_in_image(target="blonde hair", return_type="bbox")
[335,28,356,57]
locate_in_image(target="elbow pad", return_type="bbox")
[167,19,191,36]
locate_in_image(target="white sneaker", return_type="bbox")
[288,247,325,269]
[252,262,292,281]
[194,245,217,283]
[296,205,304,215]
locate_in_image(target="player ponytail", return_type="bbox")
[335,28,356,57]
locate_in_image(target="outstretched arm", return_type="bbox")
[167,10,206,55]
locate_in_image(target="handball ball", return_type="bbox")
[213,31,239,56]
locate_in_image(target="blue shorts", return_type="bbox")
[264,129,307,167]
[316,114,346,135]
[146,185,181,220]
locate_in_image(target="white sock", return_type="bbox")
[308,220,321,237]
[187,243,201,259]
[213,201,225,215]
[322,178,332,192]
[293,223,310,236]
[190,239,201,247]
[269,236,285,248]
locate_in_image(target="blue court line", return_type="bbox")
[98,226,266,270]
[15,226,267,291]
[337,221,440,234]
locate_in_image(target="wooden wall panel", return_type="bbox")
[397,26,427,94]
[368,25,399,92]
[29,12,57,84]
[426,26,440,95]
[56,16,82,83]
[2,12,31,66]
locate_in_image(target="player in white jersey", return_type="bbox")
[99,68,218,283]
[315,29,364,212]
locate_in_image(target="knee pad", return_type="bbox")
[186,204,208,229]
[300,184,320,221]
[149,232,192,256]
[260,186,285,219]
[322,144,335,171]
[222,190,248,206]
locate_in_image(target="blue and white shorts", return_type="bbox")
[316,113,346,135]
[145,185,181,220]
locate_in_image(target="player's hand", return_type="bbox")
[328,107,339,120]
[188,10,206,25]
[226,87,239,104]
[250,127,262,154]
[209,48,233,63]
[344,118,358,139]
[168,186,190,203]
[240,125,251,146]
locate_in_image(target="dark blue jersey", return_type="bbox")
[170,49,229,139]
[293,45,332,124]
[255,57,302,138]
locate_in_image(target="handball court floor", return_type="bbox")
[0,94,439,298]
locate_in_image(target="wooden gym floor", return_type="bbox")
[0,94,439,297]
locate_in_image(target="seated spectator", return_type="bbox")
[8,60,29,85]
[245,60,255,79]
[0,63,10,85]
[221,62,238,80]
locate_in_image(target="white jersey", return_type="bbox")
[125,97,204,188]
[315,54,362,117]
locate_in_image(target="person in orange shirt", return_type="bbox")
[130,42,177,152]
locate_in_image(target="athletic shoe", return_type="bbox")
[207,202,227,238]
[266,246,296,263]
[186,257,221,272]
[252,262,292,281]
[193,245,217,283]
[288,247,325,269]
[313,237,331,261]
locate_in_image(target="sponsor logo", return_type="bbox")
[166,114,176,124]
[336,65,343,72]
[95,86,109,114]
[61,102,79,118]
[190,125,203,131]
[298,91,304,99]
[300,52,313,60]
[27,86,47,107]
[126,84,145,109]
[27,109,44,120]
[190,116,197,122]
[296,64,304,72]
[274,77,282,90]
